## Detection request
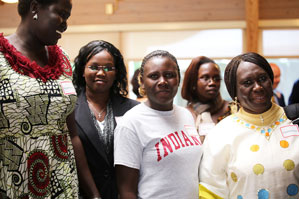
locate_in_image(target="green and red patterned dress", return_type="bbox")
[0,33,79,198]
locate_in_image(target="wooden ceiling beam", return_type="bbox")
[245,0,259,53]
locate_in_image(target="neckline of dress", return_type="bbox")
[233,104,287,140]
[0,33,65,82]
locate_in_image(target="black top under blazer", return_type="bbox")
[75,90,139,199]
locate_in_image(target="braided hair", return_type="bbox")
[224,52,274,100]
[139,50,181,82]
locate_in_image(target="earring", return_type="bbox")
[33,13,38,20]
[138,86,146,97]
[137,73,146,97]
[230,96,239,114]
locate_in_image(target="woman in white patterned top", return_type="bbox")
[199,52,299,199]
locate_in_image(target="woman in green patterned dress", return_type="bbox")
[0,0,99,198]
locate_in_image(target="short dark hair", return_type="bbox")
[140,50,180,82]
[224,52,274,100]
[18,0,59,17]
[181,56,217,103]
[73,40,128,97]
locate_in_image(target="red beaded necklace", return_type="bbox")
[0,33,66,82]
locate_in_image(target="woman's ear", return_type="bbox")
[138,74,146,97]
[30,0,39,14]
[138,73,143,85]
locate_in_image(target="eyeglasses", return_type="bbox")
[88,65,116,72]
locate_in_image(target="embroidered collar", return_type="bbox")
[233,103,287,139]
[236,103,284,126]
[0,33,65,82]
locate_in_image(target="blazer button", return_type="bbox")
[103,170,110,179]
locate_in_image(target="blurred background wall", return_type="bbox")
[1,0,298,105]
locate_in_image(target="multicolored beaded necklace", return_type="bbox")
[232,113,287,140]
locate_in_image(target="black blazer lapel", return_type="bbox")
[111,95,139,117]
[75,92,110,165]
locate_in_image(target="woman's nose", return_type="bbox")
[253,81,263,91]
[158,77,168,87]
[96,68,106,76]
[208,78,216,84]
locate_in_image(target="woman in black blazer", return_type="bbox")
[73,40,139,199]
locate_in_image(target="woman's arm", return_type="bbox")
[115,165,139,199]
[199,126,230,198]
[67,111,100,198]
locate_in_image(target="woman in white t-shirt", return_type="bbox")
[114,50,203,199]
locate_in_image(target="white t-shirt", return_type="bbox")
[114,103,203,199]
